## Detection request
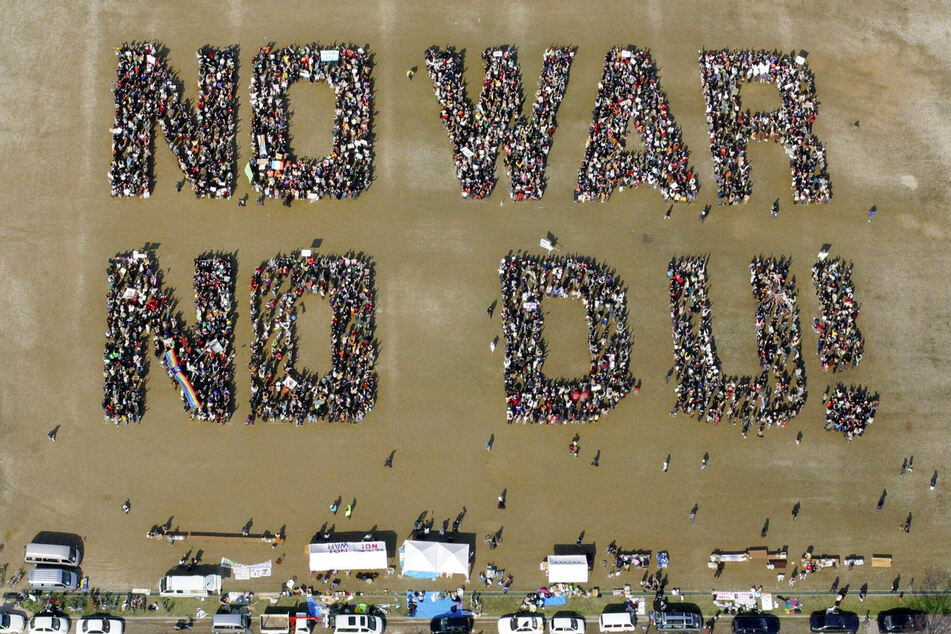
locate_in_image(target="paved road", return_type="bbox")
[108,613,874,634]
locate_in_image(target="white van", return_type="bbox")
[212,613,251,633]
[158,574,221,597]
[28,567,79,591]
[24,543,81,567]
[598,612,637,633]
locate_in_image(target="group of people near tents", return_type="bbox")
[249,44,373,202]
[667,255,806,436]
[823,384,878,440]
[574,47,699,204]
[424,46,574,201]
[109,42,237,199]
[698,49,832,205]
[604,542,652,577]
[103,253,235,424]
[499,255,634,424]
[811,258,864,372]
[247,253,377,424]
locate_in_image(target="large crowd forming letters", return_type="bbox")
[698,49,832,205]
[104,41,881,442]
[98,249,879,440]
[109,43,238,199]
[667,256,806,436]
[424,46,575,201]
[248,253,377,424]
[498,255,635,424]
[574,47,699,203]
[811,257,865,372]
[108,44,835,205]
[103,252,236,424]
[249,44,374,201]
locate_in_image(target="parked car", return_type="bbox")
[732,614,780,634]
[78,617,123,634]
[499,615,545,634]
[431,615,474,634]
[334,615,384,634]
[0,613,26,634]
[550,615,586,634]
[28,616,69,634]
[877,610,926,633]
[601,611,638,633]
[650,611,701,633]
[810,610,859,634]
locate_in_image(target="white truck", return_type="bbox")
[260,612,313,634]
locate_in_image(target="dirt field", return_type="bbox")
[2,0,951,618]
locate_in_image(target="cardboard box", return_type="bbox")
[748,547,768,560]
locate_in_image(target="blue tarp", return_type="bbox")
[405,592,460,619]
[540,595,567,606]
[306,597,319,618]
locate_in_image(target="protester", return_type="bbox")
[103,252,236,424]
[248,44,373,201]
[109,42,237,198]
[667,256,806,435]
[247,252,377,424]
[424,46,574,201]
[575,47,698,203]
[823,383,878,440]
[499,254,635,424]
[811,257,864,371]
[698,49,832,205]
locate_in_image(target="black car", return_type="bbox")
[878,610,926,633]
[732,614,780,634]
[810,610,860,633]
[431,615,474,634]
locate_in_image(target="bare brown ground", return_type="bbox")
[1,0,951,617]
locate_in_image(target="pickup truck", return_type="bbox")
[260,613,313,634]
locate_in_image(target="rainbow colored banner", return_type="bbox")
[164,350,201,410]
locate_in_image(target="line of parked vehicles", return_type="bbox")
[0,543,126,634]
[485,605,931,634]
[0,544,934,634]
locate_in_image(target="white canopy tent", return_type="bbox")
[308,541,388,572]
[400,540,470,580]
[546,555,589,583]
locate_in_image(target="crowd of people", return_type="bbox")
[248,252,377,424]
[574,47,699,203]
[499,255,635,424]
[249,44,373,202]
[668,256,807,436]
[824,384,878,440]
[109,42,237,199]
[103,253,236,423]
[424,46,575,201]
[811,257,864,372]
[698,49,832,205]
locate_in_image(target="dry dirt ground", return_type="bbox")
[1,0,951,619]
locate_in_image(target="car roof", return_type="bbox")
[733,616,779,632]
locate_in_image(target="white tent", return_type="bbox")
[400,540,470,579]
[546,555,589,583]
[308,541,388,572]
